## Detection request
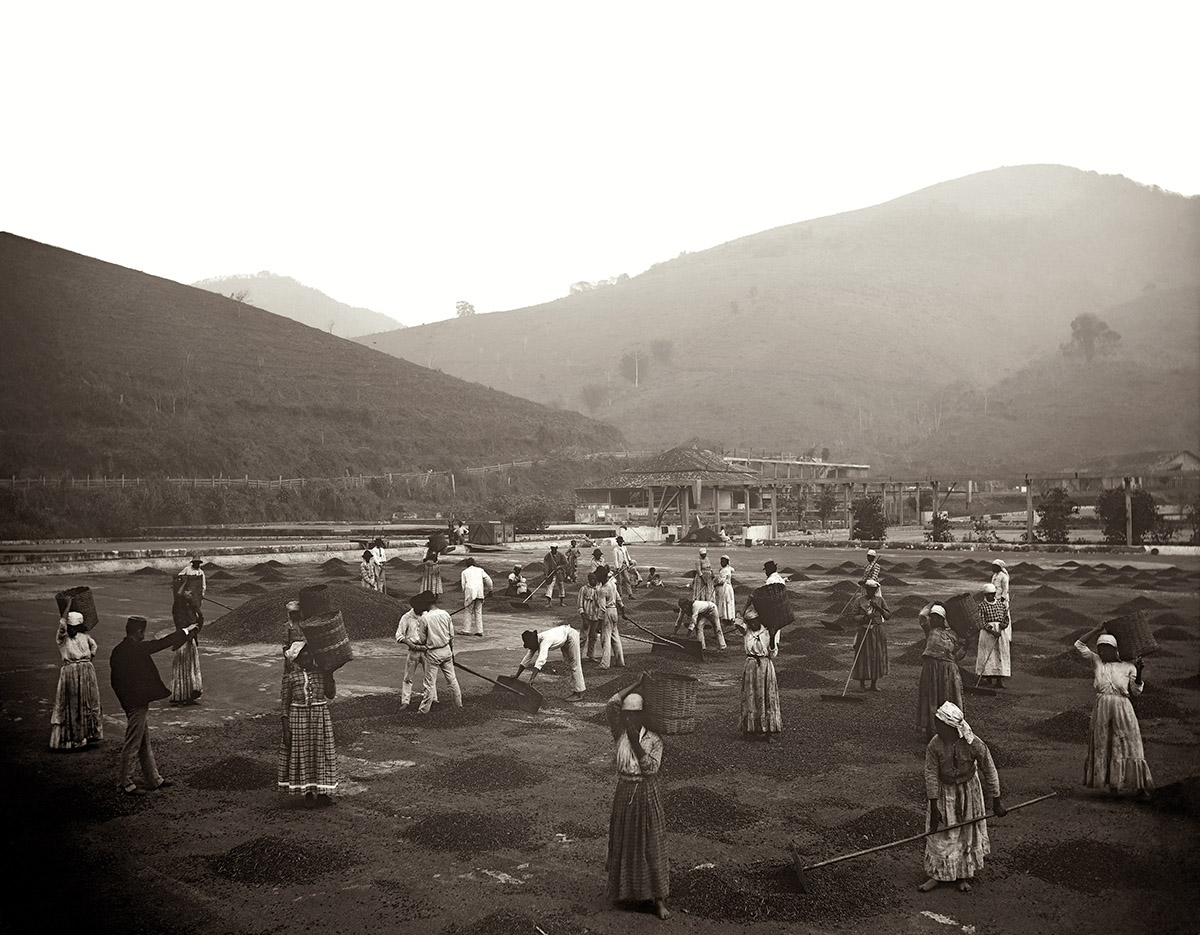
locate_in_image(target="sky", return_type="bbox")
[4,1,1197,327]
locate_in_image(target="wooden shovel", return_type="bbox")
[453,660,543,714]
[625,616,704,661]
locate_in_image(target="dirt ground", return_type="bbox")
[4,545,1199,935]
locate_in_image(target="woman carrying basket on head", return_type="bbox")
[418,546,443,596]
[1074,625,1152,797]
[605,674,670,920]
[741,611,781,741]
[50,607,103,750]
[917,604,965,739]
[277,640,338,808]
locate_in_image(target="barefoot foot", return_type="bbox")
[918,878,940,892]
[957,880,972,893]
[653,899,671,920]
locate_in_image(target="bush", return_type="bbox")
[850,494,888,540]
[925,513,954,543]
[1096,487,1165,544]
[1036,488,1078,544]
[972,516,999,544]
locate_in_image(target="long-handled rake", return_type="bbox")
[791,792,1057,891]
[623,616,705,661]
[509,573,553,612]
[818,622,870,703]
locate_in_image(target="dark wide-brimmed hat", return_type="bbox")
[521,629,539,651]
[410,590,439,612]
[763,560,778,574]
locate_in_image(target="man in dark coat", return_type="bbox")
[110,615,191,795]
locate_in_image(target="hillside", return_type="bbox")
[0,234,622,478]
[193,272,402,337]
[357,165,1200,472]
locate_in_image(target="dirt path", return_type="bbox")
[4,547,1198,934]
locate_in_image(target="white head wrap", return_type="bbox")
[935,701,975,743]
[284,640,306,663]
[929,604,946,618]
[983,583,997,595]
[867,549,877,558]
[992,559,1007,569]
[66,611,85,626]
[1097,634,1118,650]
[699,548,707,555]
[621,692,644,711]
[863,579,880,589]
[720,554,730,561]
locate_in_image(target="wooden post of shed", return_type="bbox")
[1124,477,1133,546]
[744,485,751,525]
[679,485,691,530]
[1025,475,1035,543]
[769,484,778,538]
[898,483,905,526]
[843,483,852,532]
[713,484,720,531]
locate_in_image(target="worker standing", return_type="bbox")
[543,544,568,606]
[459,558,493,637]
[611,536,634,601]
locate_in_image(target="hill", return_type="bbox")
[0,234,622,477]
[193,271,402,337]
[357,165,1200,472]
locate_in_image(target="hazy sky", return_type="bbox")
[5,2,1197,327]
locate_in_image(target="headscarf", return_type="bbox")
[284,640,306,663]
[621,692,643,711]
[863,579,880,589]
[1097,634,1118,650]
[983,583,997,596]
[935,701,975,743]
[929,604,947,620]
[66,611,85,627]
[991,559,1007,570]
[867,549,877,558]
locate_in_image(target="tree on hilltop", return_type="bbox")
[456,300,476,318]
[1062,313,1120,362]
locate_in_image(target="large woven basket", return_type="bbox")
[172,574,204,603]
[943,593,983,641]
[299,584,333,620]
[1104,610,1158,661]
[299,611,353,671]
[642,671,697,735]
[55,586,99,631]
[750,583,795,634]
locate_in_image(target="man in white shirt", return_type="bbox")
[674,598,726,649]
[762,560,787,586]
[610,536,634,600]
[413,591,461,714]
[459,559,493,636]
[178,556,207,596]
[395,600,436,708]
[514,625,585,702]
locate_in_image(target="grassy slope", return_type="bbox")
[193,272,403,338]
[358,165,1200,471]
[0,234,622,477]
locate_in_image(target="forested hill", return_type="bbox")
[358,165,1199,473]
[193,272,403,337]
[0,234,623,478]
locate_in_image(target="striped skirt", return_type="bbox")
[49,660,103,750]
[420,566,443,595]
[741,656,782,734]
[917,658,963,738]
[171,639,203,703]
[692,572,715,602]
[607,776,669,902]
[1084,693,1153,794]
[278,704,338,795]
[924,772,990,881]
[851,624,888,681]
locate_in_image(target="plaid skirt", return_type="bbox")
[171,639,203,703]
[278,703,338,795]
[741,656,782,733]
[49,660,103,750]
[851,624,888,681]
[607,776,669,901]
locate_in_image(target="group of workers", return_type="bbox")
[45,544,1159,918]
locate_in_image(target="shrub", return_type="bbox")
[925,513,954,543]
[850,494,888,540]
[1035,488,1078,544]
[1096,487,1165,544]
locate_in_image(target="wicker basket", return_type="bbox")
[943,593,983,641]
[299,584,333,620]
[172,574,204,602]
[299,611,353,671]
[750,583,795,634]
[55,586,99,631]
[641,671,697,735]
[1103,610,1158,661]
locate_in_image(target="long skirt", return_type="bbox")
[692,571,715,602]
[171,639,203,703]
[1084,693,1153,794]
[49,660,103,750]
[715,581,735,621]
[741,656,782,734]
[277,704,338,795]
[976,629,1011,677]
[924,772,990,881]
[420,565,443,595]
[917,658,963,737]
[851,624,888,681]
[607,776,669,901]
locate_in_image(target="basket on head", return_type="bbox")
[750,583,795,635]
[1103,610,1158,661]
[172,574,204,604]
[298,584,333,620]
[641,670,697,735]
[55,586,99,631]
[299,611,353,671]
[943,592,983,641]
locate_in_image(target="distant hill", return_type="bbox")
[193,272,403,337]
[357,165,1199,473]
[0,234,622,477]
